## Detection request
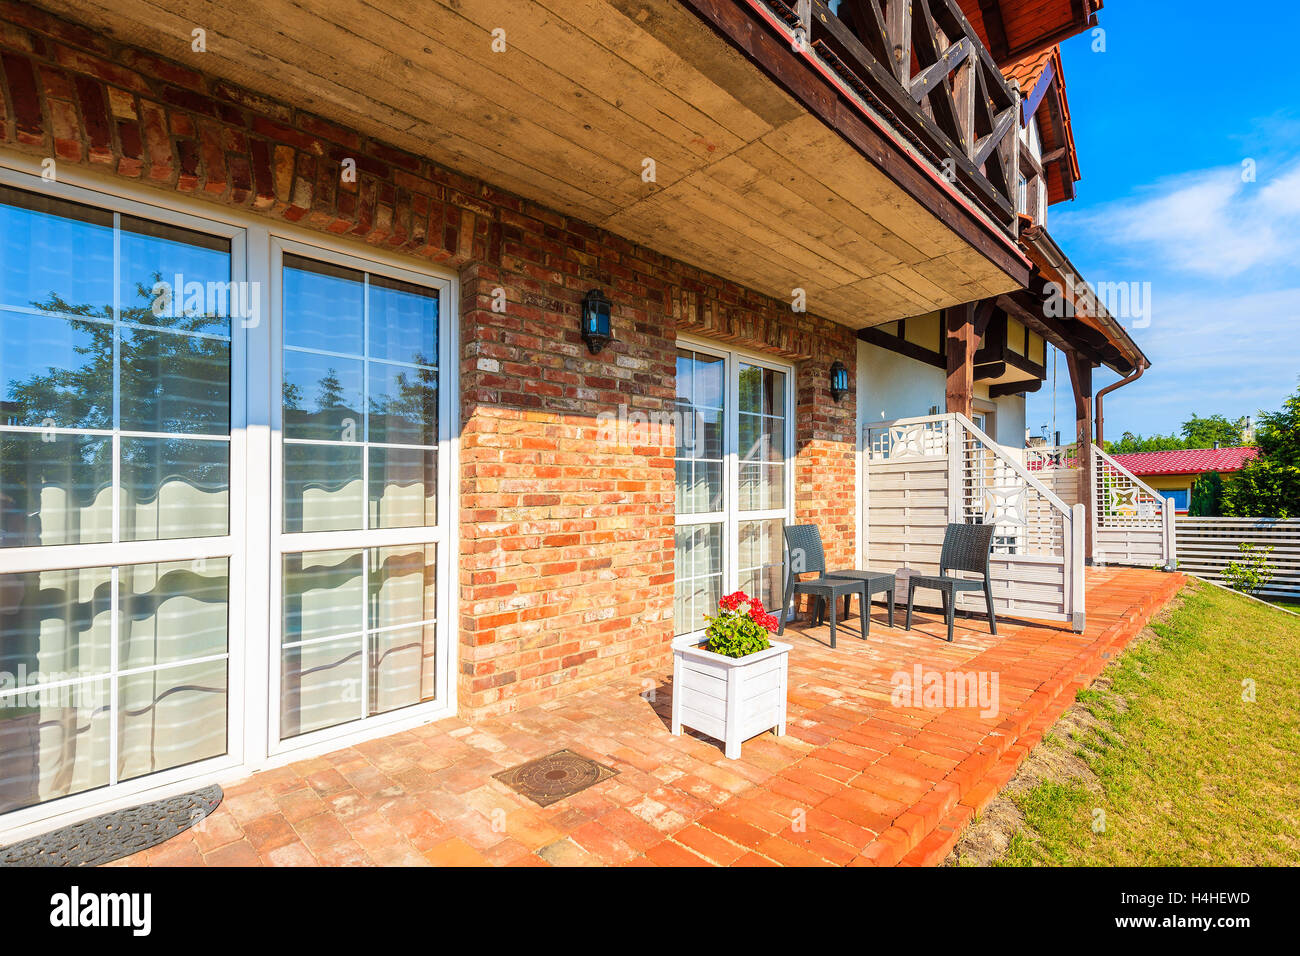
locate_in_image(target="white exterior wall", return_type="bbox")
[855,339,1028,451]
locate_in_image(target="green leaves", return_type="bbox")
[703,608,771,659]
[1222,543,1276,595]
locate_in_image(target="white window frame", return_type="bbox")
[0,155,459,840]
[266,235,456,759]
[675,335,796,638]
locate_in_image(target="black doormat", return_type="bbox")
[0,784,223,867]
[493,750,618,807]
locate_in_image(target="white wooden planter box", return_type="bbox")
[670,635,790,759]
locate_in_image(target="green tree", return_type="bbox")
[1222,386,1300,518]
[1104,414,1251,455]
[1180,414,1249,449]
[1106,431,1184,454]
[1189,471,1224,517]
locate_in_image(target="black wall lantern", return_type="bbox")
[829,360,849,403]
[581,288,613,355]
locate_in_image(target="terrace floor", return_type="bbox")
[111,567,1185,867]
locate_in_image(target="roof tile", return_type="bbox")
[1110,446,1260,476]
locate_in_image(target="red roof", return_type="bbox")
[1111,447,1260,476]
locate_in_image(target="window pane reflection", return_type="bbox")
[0,433,113,548]
[0,185,113,316]
[283,550,364,645]
[282,352,363,442]
[368,447,436,529]
[118,658,227,782]
[0,678,110,815]
[283,443,363,533]
[119,328,231,436]
[0,557,229,812]
[280,546,437,740]
[118,559,229,670]
[119,216,233,335]
[368,362,436,445]
[674,523,722,637]
[120,438,229,541]
[0,566,114,683]
[0,311,113,430]
[283,255,364,354]
[369,274,438,366]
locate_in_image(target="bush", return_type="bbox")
[1222,543,1276,596]
[704,590,778,658]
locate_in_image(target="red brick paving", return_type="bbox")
[107,568,1184,867]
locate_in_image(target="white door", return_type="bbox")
[267,239,454,755]
[673,339,794,638]
[0,167,457,835]
[0,177,247,826]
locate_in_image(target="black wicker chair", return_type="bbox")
[905,522,998,643]
[778,525,894,647]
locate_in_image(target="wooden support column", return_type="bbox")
[1065,348,1095,563]
[944,303,977,418]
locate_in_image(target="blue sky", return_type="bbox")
[1024,1,1300,443]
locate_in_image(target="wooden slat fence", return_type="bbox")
[863,414,1086,630]
[1174,517,1300,598]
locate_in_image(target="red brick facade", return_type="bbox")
[0,2,857,717]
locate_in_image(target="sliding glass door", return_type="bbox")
[674,341,793,638]
[0,166,456,830]
[0,183,244,817]
[270,240,451,751]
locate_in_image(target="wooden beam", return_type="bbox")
[944,302,977,417]
[909,36,972,102]
[1021,58,1056,126]
[884,0,912,85]
[857,325,945,369]
[989,378,1042,398]
[973,103,1018,169]
[680,0,1031,284]
[951,50,976,155]
[1065,347,1095,562]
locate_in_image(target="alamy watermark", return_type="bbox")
[150,273,261,328]
[1044,272,1152,329]
[890,663,1000,718]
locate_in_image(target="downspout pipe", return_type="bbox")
[1095,360,1145,447]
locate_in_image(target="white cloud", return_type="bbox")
[1027,286,1300,436]
[1054,162,1300,278]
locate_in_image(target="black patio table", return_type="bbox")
[823,571,896,636]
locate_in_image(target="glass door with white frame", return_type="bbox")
[272,243,448,748]
[674,343,792,638]
[0,183,243,817]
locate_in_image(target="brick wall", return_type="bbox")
[0,2,857,717]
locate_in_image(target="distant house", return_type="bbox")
[1111,447,1260,514]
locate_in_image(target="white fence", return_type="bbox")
[863,414,1086,630]
[1174,517,1300,598]
[1091,445,1176,569]
[1023,444,1176,570]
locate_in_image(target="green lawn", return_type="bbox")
[994,580,1300,866]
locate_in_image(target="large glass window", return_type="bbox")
[281,256,437,534]
[276,248,441,742]
[0,174,452,825]
[0,187,232,547]
[0,185,236,816]
[674,345,792,636]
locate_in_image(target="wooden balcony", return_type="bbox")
[713,0,1024,235]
